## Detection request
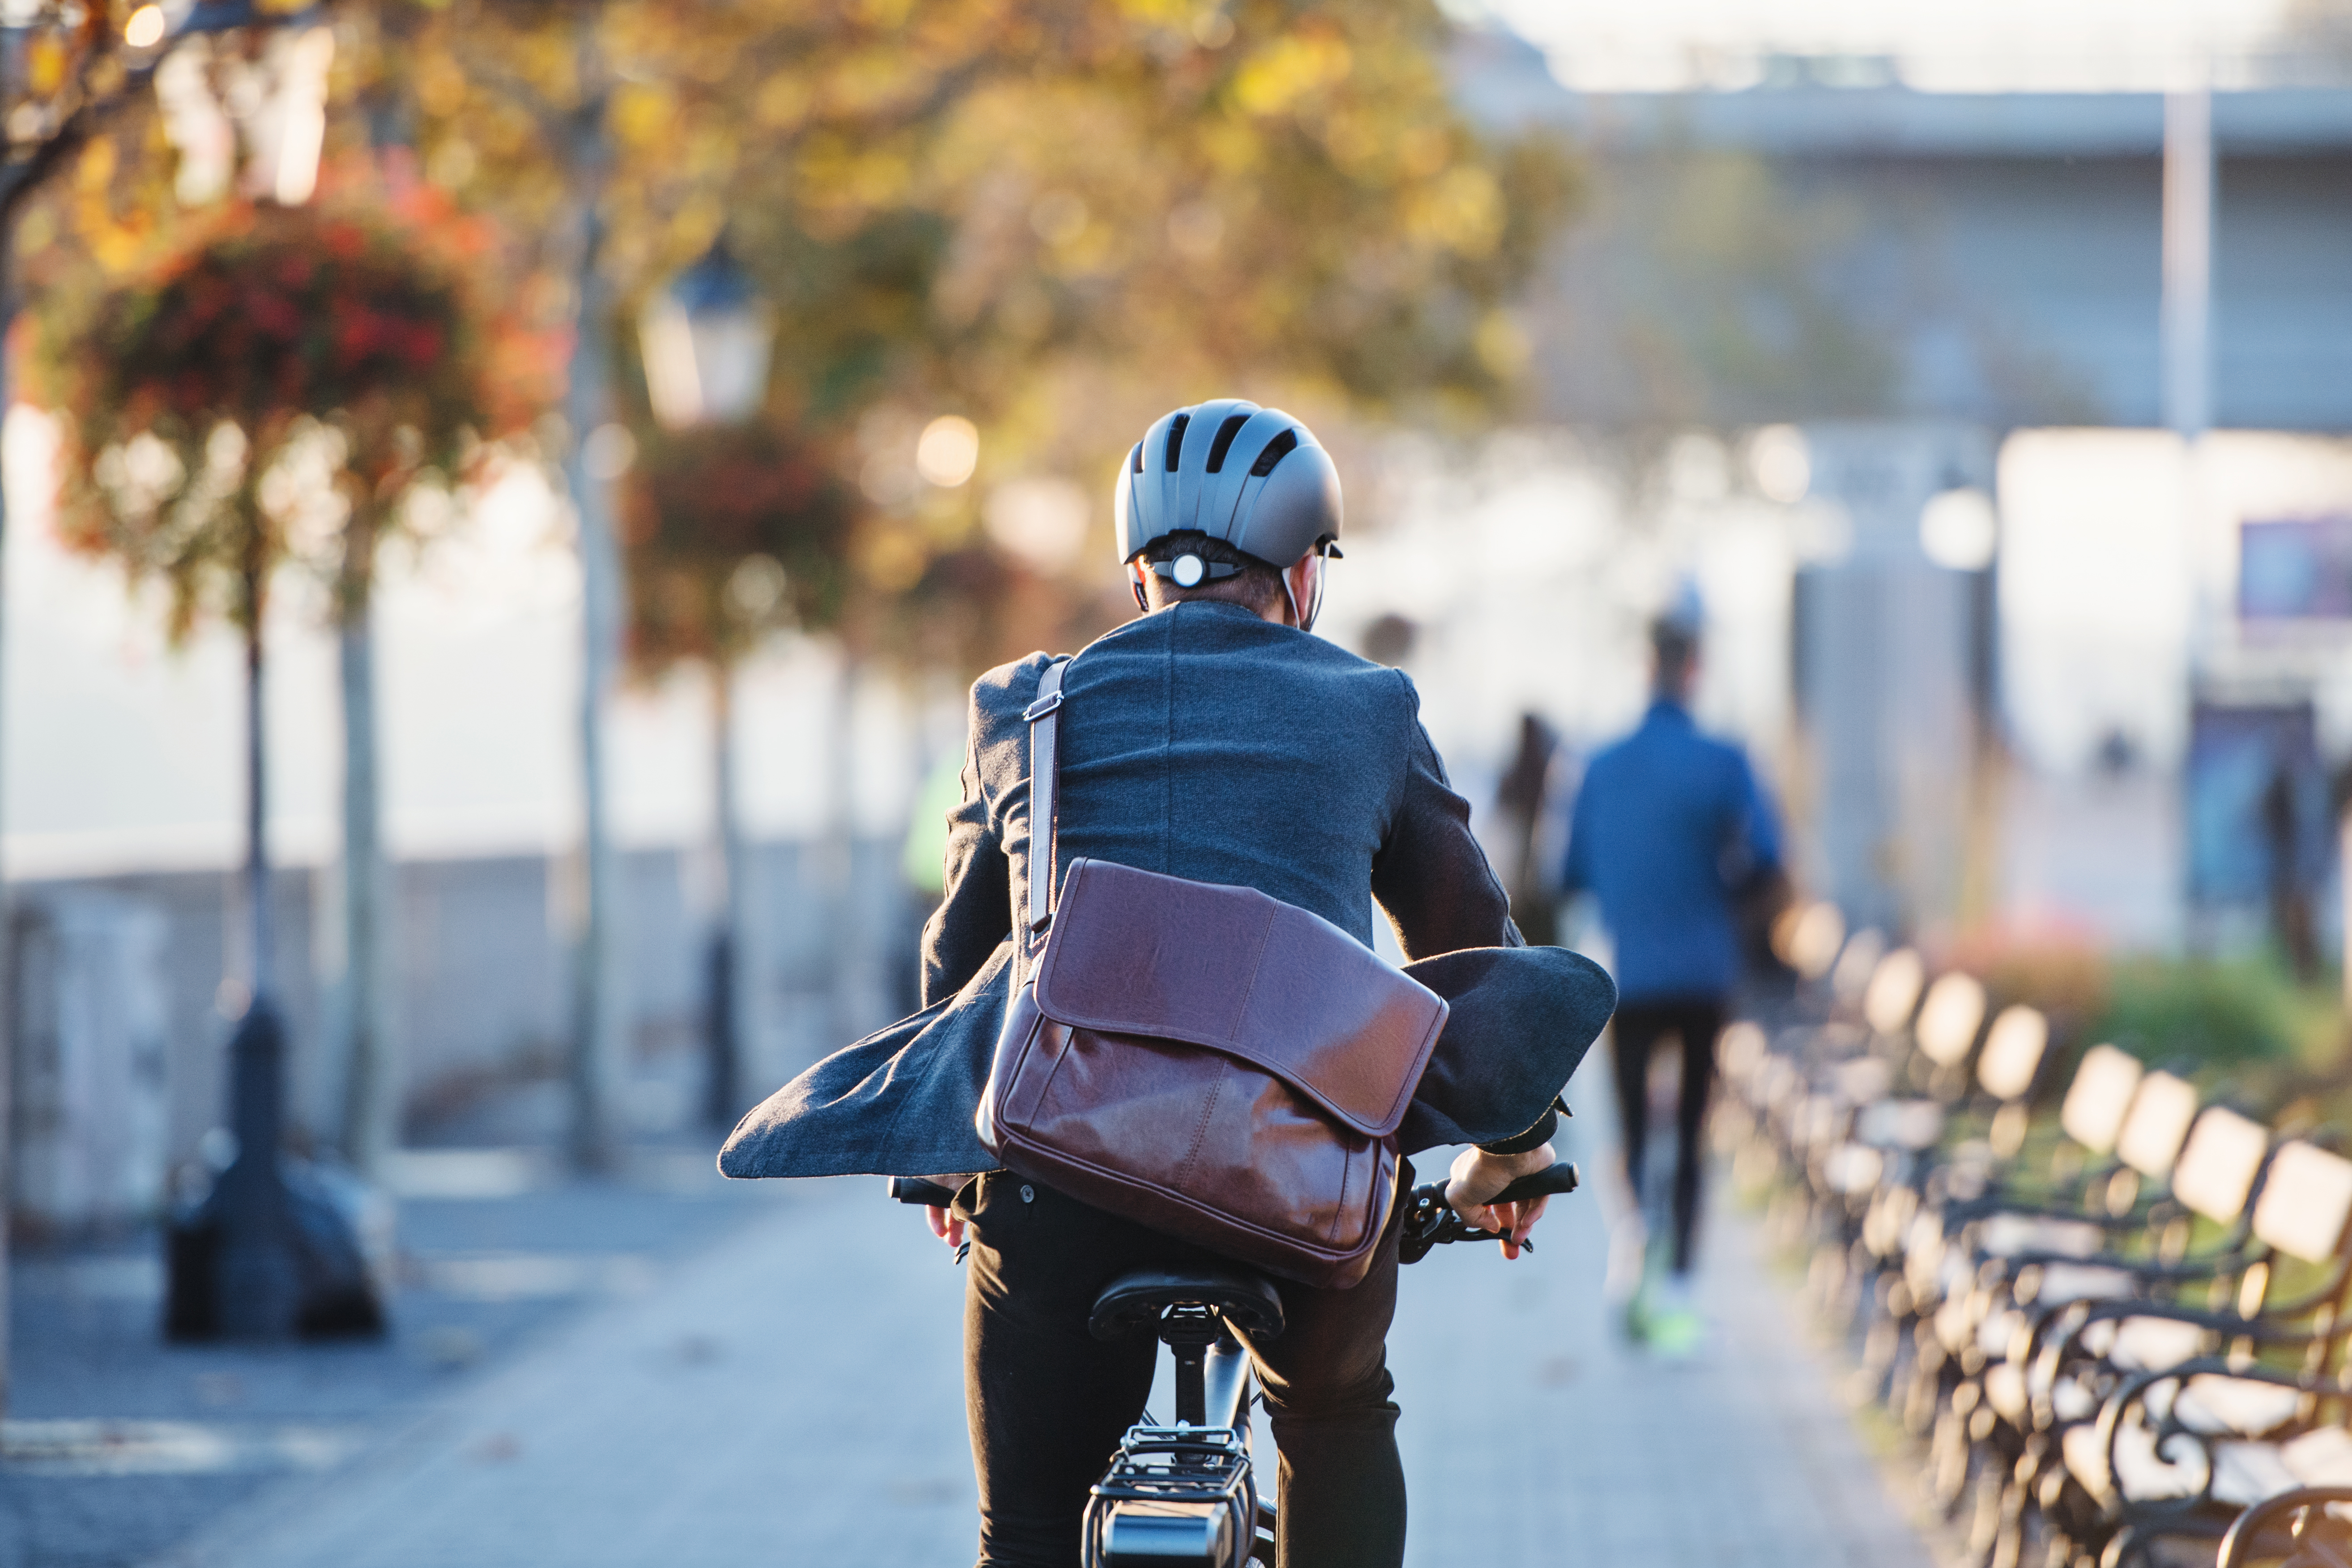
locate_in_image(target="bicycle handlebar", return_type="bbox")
[889,1176,963,1208]
[1398,1161,1580,1265]
[891,1159,1582,1269]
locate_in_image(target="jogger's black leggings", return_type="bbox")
[1608,994,1726,1276]
[957,1170,1406,1568]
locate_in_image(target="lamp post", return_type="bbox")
[641,239,775,430]
[162,9,384,1344]
[638,239,775,1127]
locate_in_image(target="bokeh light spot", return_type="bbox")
[916,416,980,488]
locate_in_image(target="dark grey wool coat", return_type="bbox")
[720,600,1615,1182]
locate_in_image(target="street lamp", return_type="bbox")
[638,240,778,1128]
[640,238,775,430]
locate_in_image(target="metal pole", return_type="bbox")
[705,664,742,1127]
[247,587,271,1000]
[560,23,625,1171]
[337,590,393,1176]
[2161,84,2214,439]
[0,211,16,1418]
[214,596,298,1338]
[2165,78,2219,955]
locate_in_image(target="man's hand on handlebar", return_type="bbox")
[925,1205,966,1250]
[1444,1143,1556,1261]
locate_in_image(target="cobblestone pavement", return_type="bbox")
[144,1138,1934,1568]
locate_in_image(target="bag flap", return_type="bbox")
[1031,858,1447,1138]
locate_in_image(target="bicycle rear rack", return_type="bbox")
[1083,1426,1257,1568]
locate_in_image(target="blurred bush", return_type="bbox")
[1939,927,2352,1105]
[2091,956,2314,1072]
[1941,925,2112,1043]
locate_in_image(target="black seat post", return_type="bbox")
[1160,1305,1222,1426]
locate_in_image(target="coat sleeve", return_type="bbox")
[920,704,1012,1008]
[1729,749,1785,879]
[1370,677,1523,962]
[1559,762,1597,895]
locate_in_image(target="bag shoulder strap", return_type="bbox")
[1022,656,1073,952]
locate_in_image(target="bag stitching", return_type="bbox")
[1173,1056,1227,1189]
[1329,1141,1354,1244]
[1018,1013,1069,1132]
[1224,904,1278,1048]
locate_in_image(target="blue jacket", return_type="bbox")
[1562,700,1782,1003]
[721,601,1616,1180]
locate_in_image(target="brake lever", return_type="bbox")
[1398,1161,1580,1265]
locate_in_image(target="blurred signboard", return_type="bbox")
[2239,517,2352,621]
[2184,700,2328,905]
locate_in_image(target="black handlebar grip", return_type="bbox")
[888,1176,961,1207]
[1490,1162,1581,1206]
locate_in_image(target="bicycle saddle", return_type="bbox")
[1088,1266,1287,1342]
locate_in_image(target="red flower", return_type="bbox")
[337,309,385,365]
[402,321,445,368]
[249,292,302,341]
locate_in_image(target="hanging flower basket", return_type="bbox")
[40,189,545,630]
[621,416,859,670]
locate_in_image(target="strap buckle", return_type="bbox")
[1023,690,1064,723]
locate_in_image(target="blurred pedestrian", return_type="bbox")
[1491,712,1562,947]
[2261,746,2321,981]
[1562,611,1783,1355]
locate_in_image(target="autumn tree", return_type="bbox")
[40,192,514,1334]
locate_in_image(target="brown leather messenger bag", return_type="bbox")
[976,656,1450,1290]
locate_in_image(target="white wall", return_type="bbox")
[0,406,929,882]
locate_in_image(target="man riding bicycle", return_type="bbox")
[723,401,1613,1567]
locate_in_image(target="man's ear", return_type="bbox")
[1284,555,1322,632]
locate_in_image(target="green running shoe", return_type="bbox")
[1645,1277,1706,1360]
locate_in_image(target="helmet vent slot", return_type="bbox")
[1247,428,1298,477]
[1203,414,1252,473]
[1163,413,1191,471]
[1130,443,1144,474]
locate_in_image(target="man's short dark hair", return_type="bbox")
[1139,531,1285,615]
[1651,616,1699,691]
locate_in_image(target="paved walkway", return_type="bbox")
[150,1141,1932,1568]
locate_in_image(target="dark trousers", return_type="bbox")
[957,1170,1407,1568]
[1608,995,1726,1276]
